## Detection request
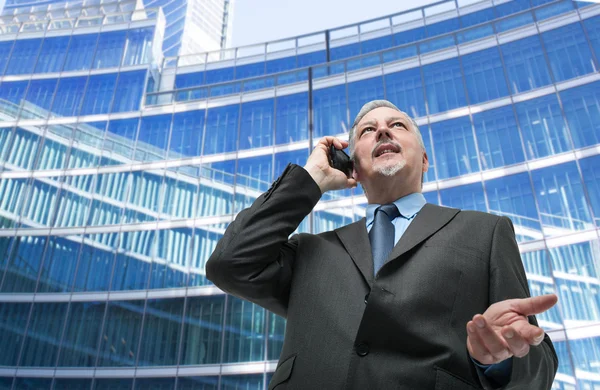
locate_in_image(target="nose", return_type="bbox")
[375,123,392,142]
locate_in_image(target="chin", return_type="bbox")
[374,161,406,177]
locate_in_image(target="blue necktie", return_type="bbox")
[369,204,400,275]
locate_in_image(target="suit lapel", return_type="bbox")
[388,203,460,262]
[335,218,373,285]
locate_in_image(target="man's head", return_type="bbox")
[349,100,428,203]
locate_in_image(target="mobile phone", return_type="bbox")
[329,145,353,177]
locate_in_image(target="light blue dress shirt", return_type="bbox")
[365,192,512,387]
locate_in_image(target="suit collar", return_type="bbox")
[335,218,374,285]
[335,204,460,284]
[388,203,460,262]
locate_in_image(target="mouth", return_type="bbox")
[373,143,401,158]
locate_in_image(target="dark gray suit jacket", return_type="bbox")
[206,164,557,389]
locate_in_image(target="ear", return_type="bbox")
[422,151,429,173]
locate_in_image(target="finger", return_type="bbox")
[347,178,358,188]
[472,314,511,362]
[509,294,558,317]
[513,321,546,346]
[467,321,494,365]
[502,325,530,358]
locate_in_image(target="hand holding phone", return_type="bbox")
[329,145,353,178]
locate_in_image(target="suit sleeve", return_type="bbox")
[476,216,558,390]
[205,164,322,318]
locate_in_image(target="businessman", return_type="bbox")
[206,100,558,389]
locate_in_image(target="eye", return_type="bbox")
[361,127,375,136]
[392,122,405,129]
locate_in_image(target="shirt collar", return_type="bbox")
[366,192,427,228]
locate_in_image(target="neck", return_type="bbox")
[364,178,420,205]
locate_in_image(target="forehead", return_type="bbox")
[357,107,408,126]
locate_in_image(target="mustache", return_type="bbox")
[371,139,402,158]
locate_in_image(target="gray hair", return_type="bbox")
[348,99,424,158]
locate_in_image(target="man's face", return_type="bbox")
[352,107,428,188]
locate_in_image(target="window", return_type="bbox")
[501,35,552,94]
[422,58,467,114]
[384,67,426,118]
[313,84,348,137]
[461,47,509,104]
[542,23,596,82]
[560,81,600,148]
[430,116,479,179]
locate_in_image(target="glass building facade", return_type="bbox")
[0,0,599,388]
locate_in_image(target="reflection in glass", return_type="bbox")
[560,81,600,149]
[501,36,552,94]
[19,302,67,367]
[384,68,426,119]
[97,300,145,367]
[275,92,308,144]
[530,162,593,236]
[138,298,184,366]
[541,23,596,82]
[422,58,467,114]
[313,84,348,137]
[461,47,508,105]
[0,302,31,366]
[239,99,274,150]
[58,301,105,367]
[223,297,265,363]
[179,295,224,365]
[430,116,479,179]
[347,77,385,119]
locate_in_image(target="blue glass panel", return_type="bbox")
[583,16,600,61]
[0,378,11,389]
[34,36,69,73]
[579,155,600,227]
[549,242,600,322]
[94,379,133,390]
[421,125,435,183]
[346,52,381,72]
[422,190,439,205]
[80,73,117,115]
[203,104,239,154]
[267,311,285,360]
[265,56,297,74]
[456,24,495,44]
[222,297,265,363]
[0,302,30,365]
[205,67,234,84]
[13,378,52,389]
[221,374,264,390]
[275,92,308,144]
[330,42,361,61]
[1,236,48,292]
[422,58,467,114]
[19,302,67,367]
[494,0,531,18]
[72,235,117,292]
[440,182,486,212]
[392,27,426,45]
[347,77,385,120]
[237,154,273,193]
[485,172,542,242]
[472,105,524,169]
[235,61,265,79]
[570,336,600,379]
[97,300,144,366]
[419,35,455,54]
[112,70,146,113]
[0,41,14,75]
[239,99,274,149]
[63,34,98,71]
[313,84,348,137]
[126,171,162,216]
[137,114,171,160]
[274,149,308,178]
[208,80,242,97]
[134,377,174,389]
[381,45,418,63]
[137,298,184,366]
[460,7,495,28]
[93,30,127,69]
[151,228,193,288]
[494,11,534,33]
[178,376,219,389]
[530,161,593,235]
[175,72,205,88]
[297,50,326,67]
[5,38,42,75]
[542,23,596,82]
[170,110,205,157]
[53,378,93,390]
[179,295,224,364]
[105,118,139,162]
[110,231,153,291]
[501,35,552,94]
[0,80,29,105]
[560,81,600,148]
[361,35,393,54]
[461,47,509,104]
[123,27,154,66]
[37,236,80,292]
[430,116,479,179]
[515,94,572,159]
[426,17,460,37]
[51,76,87,117]
[535,0,575,21]
[22,79,57,116]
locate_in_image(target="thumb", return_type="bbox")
[510,294,558,316]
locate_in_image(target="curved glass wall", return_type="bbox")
[0,0,600,389]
